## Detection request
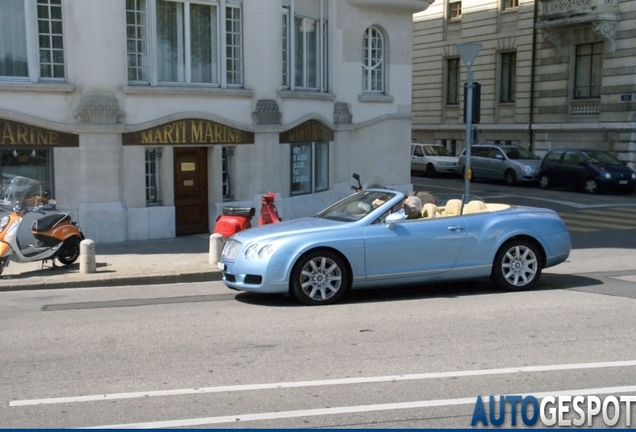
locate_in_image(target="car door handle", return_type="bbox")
[447,225,464,231]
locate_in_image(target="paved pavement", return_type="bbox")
[1,232,635,292]
[0,234,222,291]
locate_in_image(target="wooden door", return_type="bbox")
[174,147,209,235]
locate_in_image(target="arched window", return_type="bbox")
[362,26,384,93]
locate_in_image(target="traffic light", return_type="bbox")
[463,82,481,124]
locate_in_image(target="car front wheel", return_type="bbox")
[291,249,350,306]
[426,163,437,178]
[492,239,542,291]
[504,169,517,186]
[583,178,599,194]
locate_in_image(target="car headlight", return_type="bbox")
[245,244,259,260]
[603,172,612,179]
[0,216,8,232]
[632,173,636,180]
[245,244,275,260]
[258,244,275,259]
[521,165,534,172]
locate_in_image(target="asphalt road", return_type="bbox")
[1,177,635,428]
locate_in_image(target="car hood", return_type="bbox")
[229,217,346,244]
[430,156,459,163]
[597,163,635,175]
[513,159,541,168]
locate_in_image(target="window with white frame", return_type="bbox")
[145,148,162,204]
[290,142,328,196]
[446,58,460,105]
[574,42,602,99]
[1,0,65,82]
[502,0,518,10]
[448,0,461,20]
[126,0,243,87]
[362,26,384,93]
[282,0,328,92]
[500,52,516,103]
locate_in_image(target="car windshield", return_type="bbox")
[504,147,539,160]
[424,145,452,157]
[582,150,622,166]
[315,190,400,222]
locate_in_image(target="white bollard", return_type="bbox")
[209,233,225,266]
[79,239,96,274]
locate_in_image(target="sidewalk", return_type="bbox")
[0,234,223,291]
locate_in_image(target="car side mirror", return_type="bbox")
[385,211,405,229]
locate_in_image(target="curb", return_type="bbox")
[0,271,224,292]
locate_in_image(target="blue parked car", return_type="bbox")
[218,185,571,306]
[539,149,636,194]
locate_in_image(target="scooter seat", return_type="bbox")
[32,213,72,233]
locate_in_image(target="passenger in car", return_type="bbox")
[402,195,423,219]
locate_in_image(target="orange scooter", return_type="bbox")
[0,176,85,276]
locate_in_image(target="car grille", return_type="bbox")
[222,239,242,260]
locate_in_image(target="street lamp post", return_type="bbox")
[456,42,482,202]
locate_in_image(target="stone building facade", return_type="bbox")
[0,0,433,243]
[412,0,636,167]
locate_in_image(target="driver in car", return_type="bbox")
[373,195,423,220]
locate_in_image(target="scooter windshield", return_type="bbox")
[1,176,43,208]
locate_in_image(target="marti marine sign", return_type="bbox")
[123,119,254,145]
[1,119,79,147]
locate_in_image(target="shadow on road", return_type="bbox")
[234,273,603,307]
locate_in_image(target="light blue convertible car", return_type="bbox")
[219,188,571,306]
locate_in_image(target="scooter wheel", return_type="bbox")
[57,237,81,266]
[0,256,8,276]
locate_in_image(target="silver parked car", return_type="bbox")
[411,143,459,177]
[458,144,541,186]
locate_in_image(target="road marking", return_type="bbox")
[561,217,635,230]
[10,360,636,407]
[86,385,636,429]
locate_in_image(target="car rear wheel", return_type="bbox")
[582,178,599,194]
[492,239,542,291]
[291,249,350,306]
[539,175,550,189]
[504,169,517,186]
[426,163,437,178]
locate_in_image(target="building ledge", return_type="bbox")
[347,0,434,13]
[358,94,394,103]
[123,85,253,98]
[278,90,336,101]
[0,82,75,93]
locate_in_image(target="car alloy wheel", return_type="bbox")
[583,178,599,194]
[291,249,350,306]
[539,175,550,189]
[504,170,517,186]
[492,239,542,291]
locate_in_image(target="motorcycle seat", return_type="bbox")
[32,213,72,233]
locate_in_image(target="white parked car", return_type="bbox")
[410,143,459,177]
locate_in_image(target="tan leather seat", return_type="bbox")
[421,203,439,219]
[462,200,487,214]
[443,199,463,217]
